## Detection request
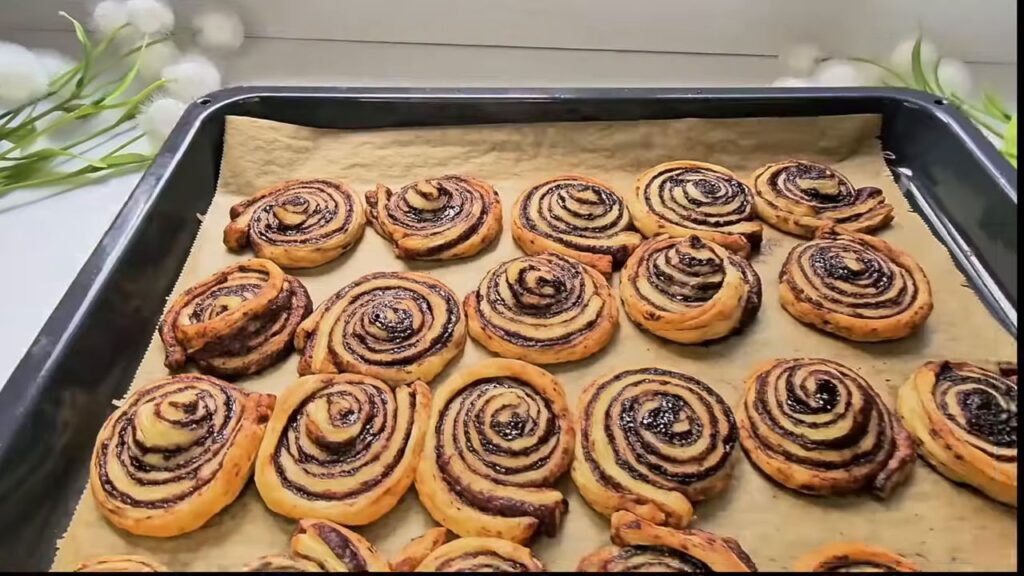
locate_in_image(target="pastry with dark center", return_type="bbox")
[736,358,915,497]
[898,361,1017,506]
[73,556,169,572]
[778,224,932,341]
[414,537,545,572]
[159,258,312,378]
[224,179,366,269]
[793,542,919,572]
[88,374,275,537]
[415,359,575,543]
[752,160,894,237]
[289,518,390,571]
[512,175,643,274]
[365,175,502,260]
[577,511,757,572]
[241,555,321,572]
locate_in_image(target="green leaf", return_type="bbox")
[101,37,148,106]
[931,56,945,96]
[60,12,92,92]
[0,122,38,143]
[910,34,934,93]
[1000,114,1017,160]
[983,90,1012,121]
[102,153,151,167]
[13,147,109,168]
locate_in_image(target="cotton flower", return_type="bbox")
[812,59,878,87]
[193,8,245,51]
[771,76,813,88]
[91,0,129,34]
[137,41,180,81]
[0,41,48,108]
[889,36,940,80]
[162,54,222,101]
[32,49,74,82]
[778,43,825,76]
[139,96,187,145]
[936,58,974,97]
[126,0,175,36]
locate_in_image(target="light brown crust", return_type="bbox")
[390,527,449,572]
[289,518,390,572]
[778,224,932,342]
[414,537,545,572]
[73,555,169,572]
[793,542,919,572]
[241,554,322,572]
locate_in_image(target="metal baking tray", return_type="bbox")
[0,87,1016,570]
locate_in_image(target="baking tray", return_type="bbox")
[0,87,1016,571]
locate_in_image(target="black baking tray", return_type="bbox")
[0,87,1016,570]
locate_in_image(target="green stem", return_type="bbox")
[949,94,1012,124]
[0,159,149,195]
[959,107,1006,138]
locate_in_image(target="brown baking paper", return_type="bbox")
[54,114,1016,572]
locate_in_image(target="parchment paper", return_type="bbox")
[54,114,1017,572]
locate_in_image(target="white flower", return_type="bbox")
[936,58,974,97]
[137,40,180,81]
[126,0,175,36]
[812,59,878,87]
[889,36,940,80]
[162,54,222,101]
[139,96,187,145]
[771,76,814,88]
[32,49,74,82]
[91,0,129,35]
[0,41,48,109]
[778,43,825,77]
[193,8,245,51]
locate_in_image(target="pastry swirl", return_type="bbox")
[88,374,275,537]
[365,175,502,260]
[577,511,757,572]
[224,179,366,269]
[630,161,763,257]
[290,518,390,571]
[255,374,431,524]
[572,367,738,529]
[414,538,545,572]
[242,555,321,572]
[73,556,169,572]
[793,542,919,572]
[778,225,932,341]
[752,160,894,238]
[159,258,312,378]
[736,358,915,497]
[620,235,761,344]
[464,252,618,364]
[295,271,466,386]
[897,361,1017,506]
[416,359,575,543]
[391,527,450,572]
[511,175,643,274]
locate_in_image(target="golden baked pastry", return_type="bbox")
[620,235,761,344]
[416,358,575,543]
[290,518,390,571]
[737,358,915,497]
[629,160,763,257]
[572,367,738,529]
[898,361,1017,507]
[793,542,919,572]
[242,555,322,572]
[224,179,366,269]
[511,175,643,274]
[295,271,466,386]
[751,160,894,237]
[159,258,312,378]
[89,374,275,537]
[464,252,618,364]
[390,527,450,572]
[255,374,431,524]
[73,556,169,572]
[365,175,502,260]
[415,538,545,572]
[577,511,757,572]
[778,224,932,341]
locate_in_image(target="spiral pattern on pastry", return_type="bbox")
[511,175,643,274]
[736,358,915,497]
[464,252,618,364]
[159,258,312,378]
[571,367,738,529]
[255,374,431,524]
[793,542,919,572]
[414,538,545,572]
[630,161,763,257]
[620,235,761,344]
[73,556,169,572]
[751,160,894,238]
[365,175,502,260]
[242,555,322,572]
[778,225,932,342]
[295,271,466,386]
[897,361,1017,506]
[224,179,366,269]
[289,518,390,571]
[577,511,757,572]
[88,374,275,537]
[415,359,575,544]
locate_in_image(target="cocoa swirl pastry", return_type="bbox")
[414,538,545,572]
[365,175,502,260]
[415,359,575,543]
[577,511,757,572]
[778,225,932,342]
[752,160,894,238]
[793,542,919,572]
[73,556,169,572]
[629,161,763,257]
[255,374,431,524]
[224,179,366,269]
[898,361,1017,507]
[391,527,450,572]
[571,367,738,529]
[290,518,390,571]
[242,555,321,572]
[620,235,761,344]
[464,252,618,364]
[159,258,312,378]
[511,175,643,274]
[88,374,275,537]
[295,271,466,386]
[736,358,915,497]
